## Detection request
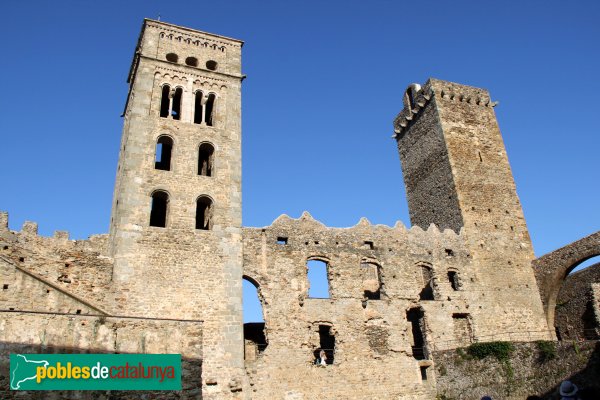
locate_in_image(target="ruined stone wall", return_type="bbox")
[555,264,600,340]
[434,341,600,400]
[0,311,203,399]
[1,212,113,314]
[243,212,493,399]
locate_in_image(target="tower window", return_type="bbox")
[448,270,460,291]
[206,60,218,71]
[205,93,216,126]
[198,143,215,176]
[149,191,169,228]
[160,85,170,118]
[171,87,183,120]
[155,136,173,171]
[196,196,213,230]
[194,91,204,124]
[166,53,178,63]
[185,57,198,67]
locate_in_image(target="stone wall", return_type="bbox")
[0,311,203,399]
[241,212,552,399]
[555,264,600,340]
[434,341,600,400]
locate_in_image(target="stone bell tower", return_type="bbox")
[108,19,245,396]
[394,79,550,339]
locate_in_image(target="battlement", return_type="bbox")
[393,78,496,138]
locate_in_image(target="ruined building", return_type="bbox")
[1,19,599,399]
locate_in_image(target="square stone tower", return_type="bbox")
[108,19,245,396]
[395,79,549,338]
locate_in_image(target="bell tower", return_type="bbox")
[109,19,245,396]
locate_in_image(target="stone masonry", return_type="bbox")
[1,18,598,399]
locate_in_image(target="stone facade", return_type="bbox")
[0,18,597,399]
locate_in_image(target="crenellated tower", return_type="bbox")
[108,19,245,397]
[394,79,549,339]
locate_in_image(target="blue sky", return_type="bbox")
[1,1,599,321]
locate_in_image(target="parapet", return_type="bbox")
[393,78,496,139]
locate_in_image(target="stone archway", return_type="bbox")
[532,231,600,333]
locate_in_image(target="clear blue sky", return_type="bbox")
[1,1,599,321]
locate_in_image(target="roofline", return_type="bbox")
[143,18,244,46]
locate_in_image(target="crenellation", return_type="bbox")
[0,211,8,230]
[20,221,38,235]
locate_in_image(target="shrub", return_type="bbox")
[467,341,514,361]
[536,340,556,362]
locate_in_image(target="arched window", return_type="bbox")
[307,259,330,298]
[205,93,216,126]
[195,196,213,230]
[193,91,204,125]
[361,259,382,300]
[419,264,435,300]
[149,191,169,227]
[160,85,170,118]
[198,143,214,177]
[166,53,178,63]
[171,87,183,120]
[155,136,173,171]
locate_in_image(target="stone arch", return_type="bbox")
[533,231,600,333]
[242,274,268,359]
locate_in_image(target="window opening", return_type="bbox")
[155,136,173,171]
[194,91,204,124]
[195,196,213,230]
[448,270,460,291]
[160,85,170,118]
[420,366,428,381]
[198,143,215,177]
[165,53,178,63]
[206,60,218,70]
[205,93,216,126]
[314,325,335,365]
[277,237,288,245]
[149,191,169,227]
[307,259,330,298]
[361,260,381,300]
[171,87,183,120]
[243,278,268,361]
[407,308,427,360]
[185,57,198,67]
[419,265,435,300]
